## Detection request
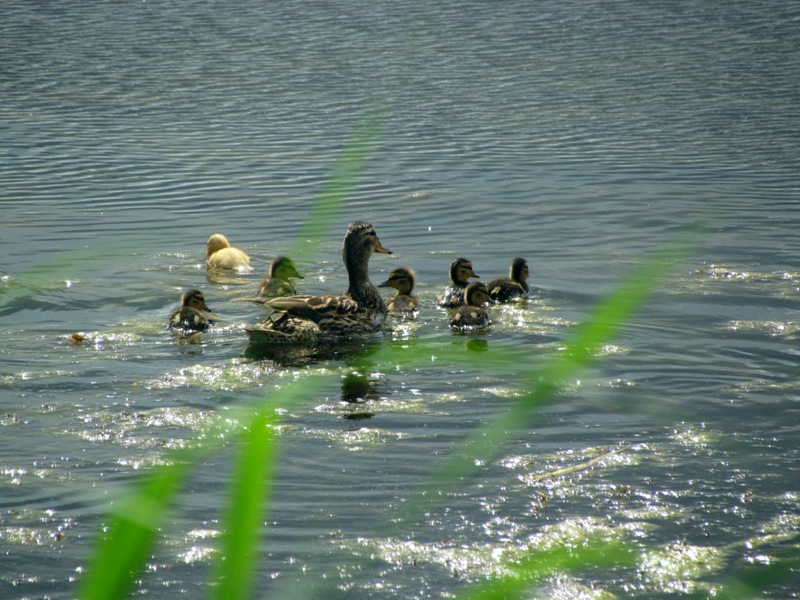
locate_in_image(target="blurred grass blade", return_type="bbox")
[79,461,190,600]
[460,539,638,600]
[289,103,386,260]
[210,408,278,600]
[210,378,324,598]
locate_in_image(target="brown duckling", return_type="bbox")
[206,233,251,272]
[436,257,480,308]
[246,221,392,344]
[486,258,530,303]
[378,267,419,315]
[257,256,304,297]
[169,289,212,334]
[449,281,491,331]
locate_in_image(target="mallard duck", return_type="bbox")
[257,256,304,297]
[206,233,251,271]
[169,289,212,334]
[378,266,419,315]
[486,258,530,303]
[449,281,491,331]
[245,221,391,344]
[436,257,479,308]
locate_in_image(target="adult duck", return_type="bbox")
[486,258,530,303]
[206,233,251,271]
[246,221,391,344]
[436,257,479,308]
[378,266,419,316]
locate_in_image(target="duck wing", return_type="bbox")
[264,294,361,324]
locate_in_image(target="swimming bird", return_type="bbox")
[257,256,304,297]
[206,233,251,271]
[436,257,480,308]
[169,289,212,334]
[449,281,491,331]
[245,221,391,344]
[378,266,419,315]
[486,258,530,303]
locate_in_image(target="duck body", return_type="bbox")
[449,282,491,332]
[487,258,530,303]
[169,289,212,334]
[246,222,391,345]
[378,267,419,316]
[257,256,304,298]
[436,258,479,308]
[206,233,251,271]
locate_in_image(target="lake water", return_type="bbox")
[2,0,799,597]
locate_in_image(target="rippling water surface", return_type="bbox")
[2,1,799,597]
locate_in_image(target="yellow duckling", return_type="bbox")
[246,221,391,344]
[206,233,251,272]
[436,257,480,308]
[449,281,491,331]
[169,289,212,334]
[378,266,419,315]
[486,257,530,303]
[257,256,304,297]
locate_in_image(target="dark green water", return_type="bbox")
[2,1,799,597]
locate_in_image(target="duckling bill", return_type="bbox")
[169,289,212,334]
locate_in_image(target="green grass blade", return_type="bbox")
[208,377,324,598]
[460,539,638,600]
[210,409,278,600]
[79,461,190,600]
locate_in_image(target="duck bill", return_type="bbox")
[374,242,392,255]
[377,278,391,287]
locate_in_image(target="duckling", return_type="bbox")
[449,281,491,331]
[486,258,530,303]
[246,221,391,344]
[257,256,304,297]
[169,289,212,334]
[378,267,419,315]
[206,233,251,271]
[436,257,480,308]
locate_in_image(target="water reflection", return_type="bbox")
[340,371,383,421]
[242,335,384,367]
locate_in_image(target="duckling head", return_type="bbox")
[271,256,304,280]
[378,266,415,295]
[206,234,232,257]
[510,258,530,284]
[463,281,490,307]
[181,288,210,312]
[450,257,479,286]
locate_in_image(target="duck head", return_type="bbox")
[450,257,479,286]
[463,281,489,307]
[181,288,210,312]
[271,256,304,280]
[510,258,529,284]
